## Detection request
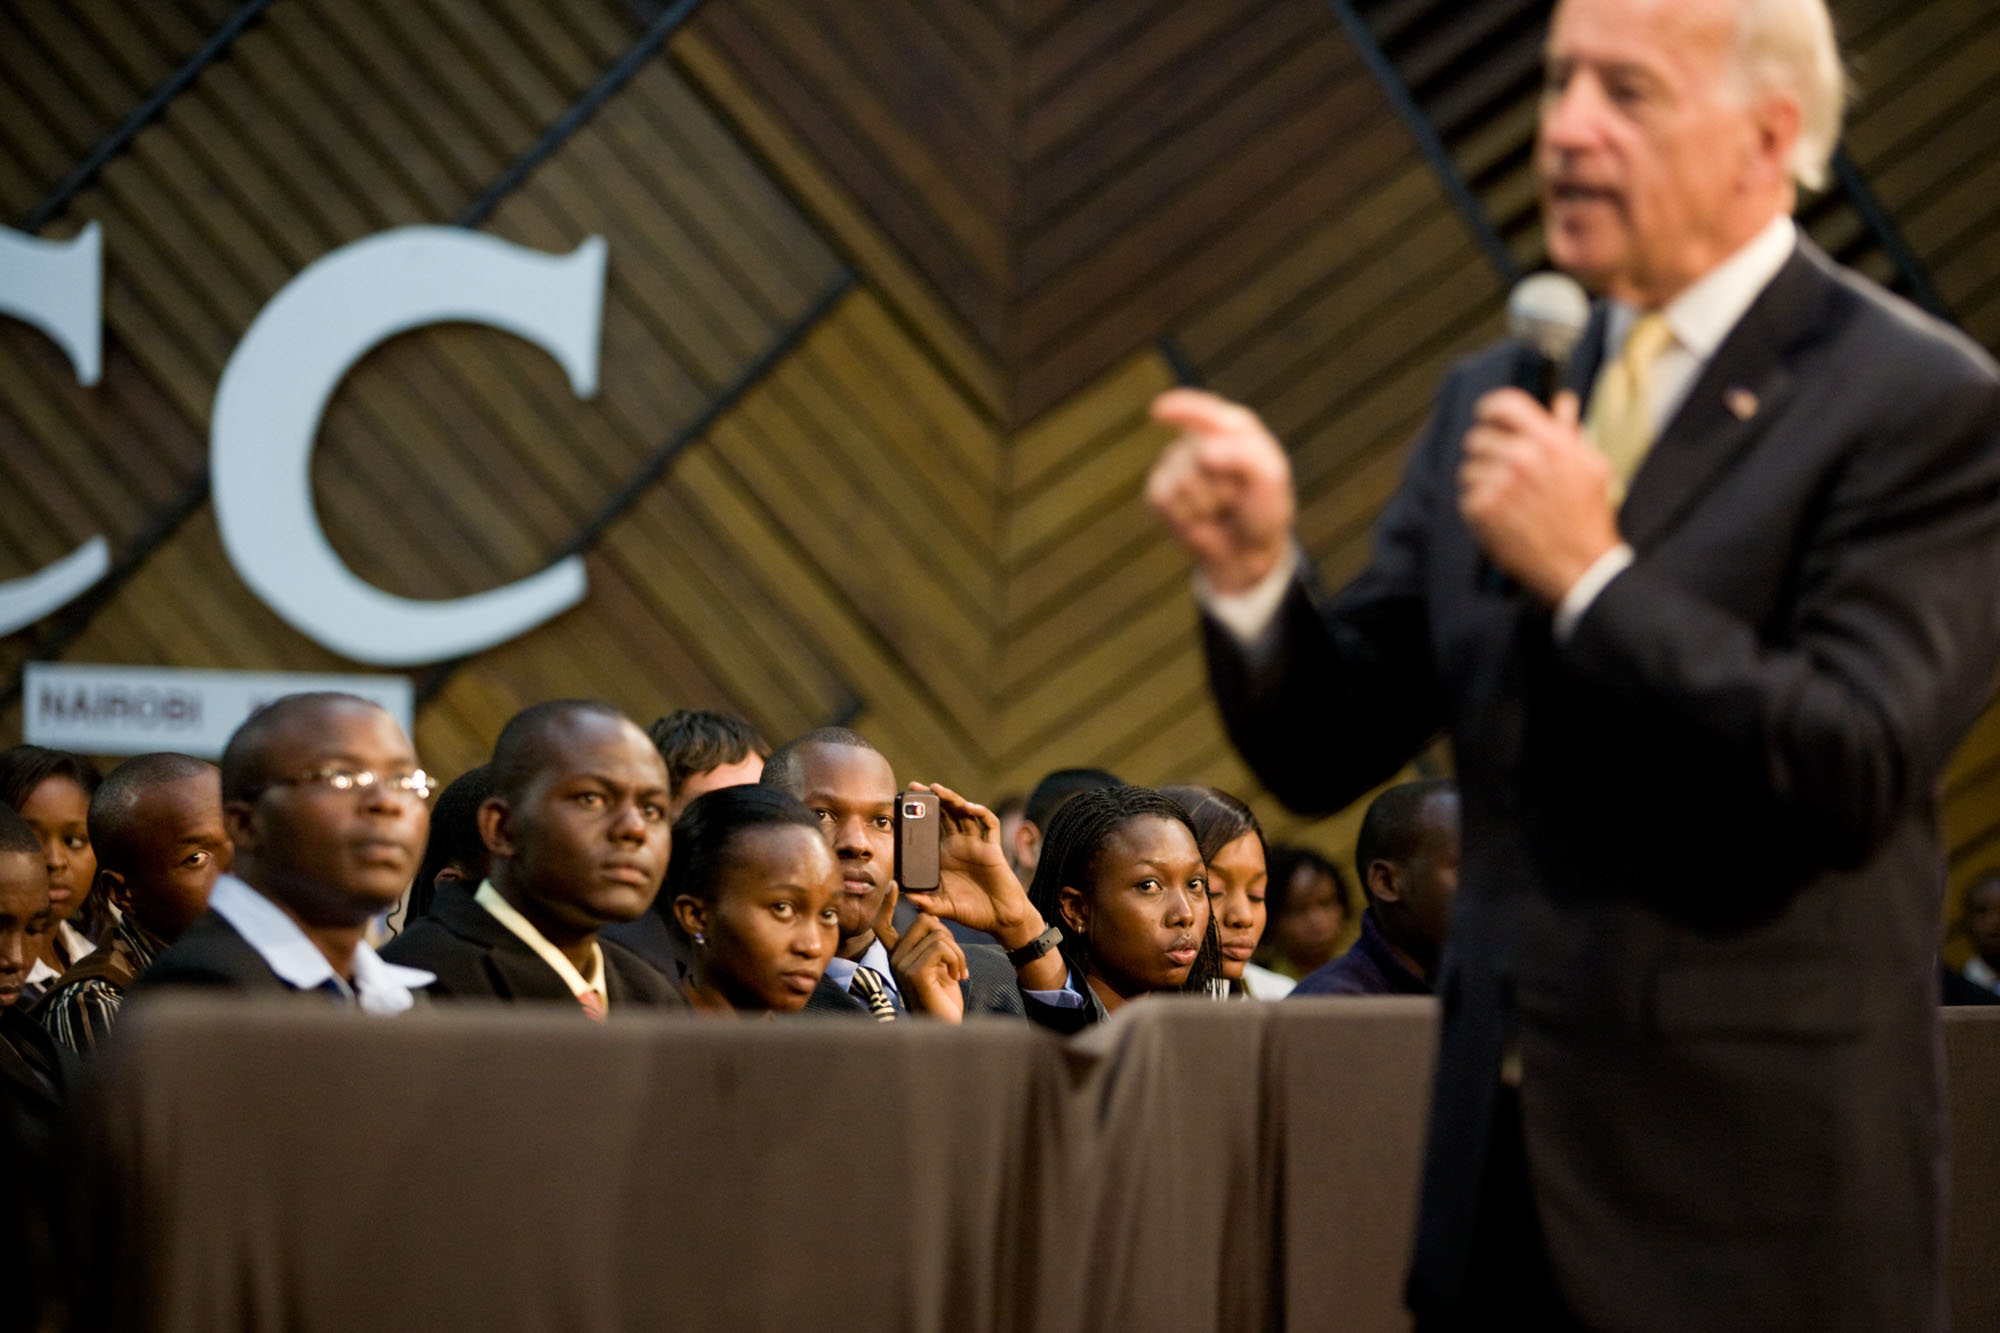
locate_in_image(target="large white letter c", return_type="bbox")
[210,226,604,666]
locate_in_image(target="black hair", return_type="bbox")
[88,753,217,875]
[648,709,770,797]
[0,804,39,859]
[1027,785,1221,995]
[760,727,879,796]
[1159,784,1265,865]
[1023,767,1122,832]
[407,765,497,921]
[0,745,103,813]
[1263,844,1353,923]
[219,692,387,804]
[0,744,108,934]
[488,699,632,805]
[1354,779,1459,902]
[664,785,824,924]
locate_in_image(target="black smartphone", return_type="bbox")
[894,790,941,893]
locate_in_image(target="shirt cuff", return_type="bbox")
[1553,543,1635,641]
[1191,545,1299,646]
[1023,969,1088,1009]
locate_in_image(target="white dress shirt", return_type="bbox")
[207,874,433,1015]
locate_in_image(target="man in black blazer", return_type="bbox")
[1148,0,2000,1328]
[385,701,683,1014]
[129,693,435,1014]
[762,729,1030,1020]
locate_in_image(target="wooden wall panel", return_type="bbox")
[1,0,1995,928]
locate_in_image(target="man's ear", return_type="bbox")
[1749,90,1803,192]
[672,894,709,943]
[97,868,132,919]
[221,800,258,858]
[479,797,517,859]
[1056,884,1089,937]
[1367,859,1402,906]
[1013,821,1041,870]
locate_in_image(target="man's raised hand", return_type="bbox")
[1146,388,1297,594]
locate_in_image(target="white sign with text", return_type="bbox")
[23,664,413,758]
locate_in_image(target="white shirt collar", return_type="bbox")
[473,879,606,1004]
[208,874,433,1015]
[1606,213,1797,360]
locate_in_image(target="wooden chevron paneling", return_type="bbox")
[2,0,1997,931]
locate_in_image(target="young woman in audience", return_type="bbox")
[1026,785,1222,1022]
[0,745,105,993]
[666,785,842,1015]
[1160,785,1294,1000]
[1255,844,1353,981]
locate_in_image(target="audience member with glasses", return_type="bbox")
[129,693,437,1012]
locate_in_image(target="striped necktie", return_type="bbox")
[1585,311,1675,498]
[578,987,606,1022]
[849,966,897,1022]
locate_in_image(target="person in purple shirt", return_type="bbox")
[1293,780,1458,997]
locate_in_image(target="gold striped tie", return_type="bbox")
[849,966,897,1022]
[1585,312,1675,497]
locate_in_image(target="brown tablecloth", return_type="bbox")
[73,997,1999,1332]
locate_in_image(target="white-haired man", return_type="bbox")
[1149,0,2000,1327]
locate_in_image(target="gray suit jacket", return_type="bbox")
[1207,240,2000,1332]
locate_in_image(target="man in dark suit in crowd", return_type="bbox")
[1148,0,2000,1326]
[0,808,70,1333]
[0,807,68,1115]
[384,701,681,1014]
[762,728,1028,1020]
[37,753,231,1051]
[1294,780,1458,997]
[129,693,435,1013]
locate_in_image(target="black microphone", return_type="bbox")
[1480,273,1591,595]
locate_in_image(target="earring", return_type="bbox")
[694,932,706,947]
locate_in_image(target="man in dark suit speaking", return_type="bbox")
[1147,0,2000,1327]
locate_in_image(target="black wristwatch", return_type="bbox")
[1004,923,1063,968]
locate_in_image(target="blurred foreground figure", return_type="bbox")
[1148,0,2000,1324]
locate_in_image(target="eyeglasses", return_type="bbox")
[262,767,435,800]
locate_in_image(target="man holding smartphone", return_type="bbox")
[761,729,1072,1020]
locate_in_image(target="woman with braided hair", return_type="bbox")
[1023,784,1223,1027]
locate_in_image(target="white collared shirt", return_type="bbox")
[1200,214,1801,646]
[472,880,608,1009]
[208,874,433,1015]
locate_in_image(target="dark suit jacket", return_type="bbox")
[1207,240,2000,1332]
[383,883,685,1011]
[1,1004,73,1333]
[126,910,300,998]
